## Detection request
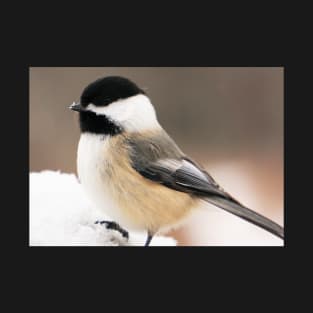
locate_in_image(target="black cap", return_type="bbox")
[80,76,145,108]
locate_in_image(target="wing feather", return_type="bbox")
[126,130,233,199]
[126,132,284,239]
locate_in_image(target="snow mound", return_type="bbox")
[29,171,176,246]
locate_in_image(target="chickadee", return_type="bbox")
[70,76,284,246]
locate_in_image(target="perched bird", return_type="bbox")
[69,76,284,246]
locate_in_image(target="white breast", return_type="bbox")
[77,133,128,227]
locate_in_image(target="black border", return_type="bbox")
[5,14,299,292]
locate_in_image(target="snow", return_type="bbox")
[29,171,176,246]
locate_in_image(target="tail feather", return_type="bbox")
[203,196,284,240]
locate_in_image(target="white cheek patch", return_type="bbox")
[86,94,161,132]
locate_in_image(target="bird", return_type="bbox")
[69,75,284,246]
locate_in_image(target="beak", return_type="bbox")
[69,102,85,112]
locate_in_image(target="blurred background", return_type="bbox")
[30,67,284,246]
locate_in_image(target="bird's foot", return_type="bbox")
[95,220,129,240]
[144,232,153,246]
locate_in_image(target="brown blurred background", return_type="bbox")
[29,67,284,246]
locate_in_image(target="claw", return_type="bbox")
[95,220,129,239]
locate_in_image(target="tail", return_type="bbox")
[203,196,284,239]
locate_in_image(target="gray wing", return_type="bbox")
[136,157,233,199]
[126,130,231,199]
[126,131,284,239]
